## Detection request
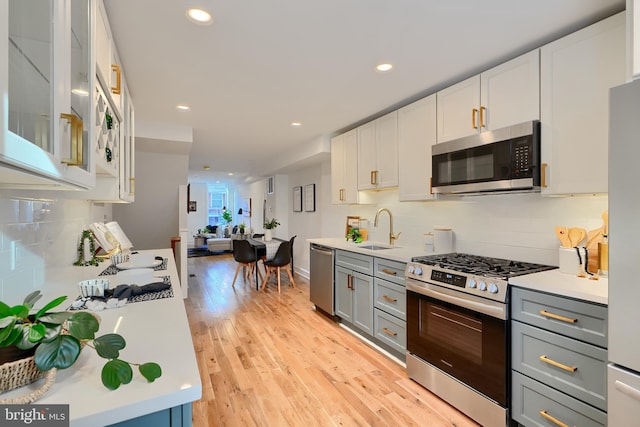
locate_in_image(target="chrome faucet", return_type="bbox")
[374,208,401,245]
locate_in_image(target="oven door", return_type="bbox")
[406,282,508,406]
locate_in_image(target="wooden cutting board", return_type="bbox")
[586,226,605,273]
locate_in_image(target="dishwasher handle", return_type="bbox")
[311,244,334,255]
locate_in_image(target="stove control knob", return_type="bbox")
[479,281,487,291]
[415,267,424,276]
[488,283,499,294]
[468,279,477,289]
[408,265,415,274]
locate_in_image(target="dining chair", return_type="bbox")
[232,239,262,287]
[261,239,296,293]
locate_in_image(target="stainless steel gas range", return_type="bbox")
[404,253,556,427]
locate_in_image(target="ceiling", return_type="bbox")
[104,0,625,185]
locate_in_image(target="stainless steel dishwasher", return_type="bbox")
[309,243,334,316]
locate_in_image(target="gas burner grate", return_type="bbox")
[411,253,556,279]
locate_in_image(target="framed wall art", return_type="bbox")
[188,200,197,212]
[304,184,315,212]
[293,186,302,212]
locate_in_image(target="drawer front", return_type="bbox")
[373,308,406,354]
[512,321,607,411]
[336,250,373,275]
[374,278,406,320]
[511,287,607,348]
[512,371,607,427]
[373,258,406,285]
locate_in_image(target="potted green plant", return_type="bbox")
[263,218,279,241]
[0,291,161,392]
[238,223,246,235]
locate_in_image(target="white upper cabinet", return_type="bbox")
[331,129,358,204]
[437,50,540,143]
[633,0,640,79]
[0,0,95,189]
[398,95,437,201]
[540,12,625,195]
[357,111,399,190]
[95,0,122,116]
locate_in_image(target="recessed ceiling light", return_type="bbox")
[290,122,302,127]
[203,165,210,170]
[376,63,394,72]
[227,173,234,176]
[176,104,191,111]
[185,7,213,24]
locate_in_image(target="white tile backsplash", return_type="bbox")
[345,189,608,266]
[0,193,102,301]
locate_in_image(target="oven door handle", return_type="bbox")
[407,281,507,320]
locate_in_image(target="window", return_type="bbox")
[207,183,228,225]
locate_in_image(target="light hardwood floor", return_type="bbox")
[185,254,480,427]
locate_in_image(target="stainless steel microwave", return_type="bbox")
[431,121,541,195]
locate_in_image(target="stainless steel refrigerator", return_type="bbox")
[608,78,640,425]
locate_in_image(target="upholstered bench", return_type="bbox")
[207,237,232,252]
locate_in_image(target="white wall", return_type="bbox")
[0,192,111,304]
[186,182,209,240]
[113,150,189,250]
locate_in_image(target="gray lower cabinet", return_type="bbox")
[511,286,608,427]
[108,403,192,427]
[335,251,406,358]
[373,258,407,359]
[335,251,374,336]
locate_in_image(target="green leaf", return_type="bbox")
[38,311,73,325]
[15,327,38,350]
[139,362,162,383]
[66,312,99,340]
[101,359,133,390]
[0,324,22,347]
[22,291,42,310]
[34,335,81,370]
[34,296,68,319]
[42,324,63,341]
[94,334,126,359]
[0,301,12,318]
[0,317,16,342]
[10,305,28,319]
[28,323,46,342]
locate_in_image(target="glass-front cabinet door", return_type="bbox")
[0,0,95,189]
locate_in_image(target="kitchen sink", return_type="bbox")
[357,244,397,250]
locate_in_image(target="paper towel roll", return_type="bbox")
[433,227,453,253]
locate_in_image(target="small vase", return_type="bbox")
[264,229,272,241]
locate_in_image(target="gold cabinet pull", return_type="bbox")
[539,410,571,427]
[381,268,397,276]
[111,64,122,95]
[128,177,135,196]
[539,355,577,372]
[370,170,378,185]
[339,188,344,201]
[347,274,353,290]
[382,327,397,337]
[539,310,577,324]
[479,106,486,128]
[541,163,548,188]
[382,295,397,303]
[472,108,478,129]
[60,113,83,166]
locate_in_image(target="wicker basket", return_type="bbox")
[0,354,57,404]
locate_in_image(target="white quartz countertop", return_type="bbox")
[509,269,608,305]
[2,248,202,427]
[307,238,435,263]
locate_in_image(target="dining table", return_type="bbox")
[246,236,292,290]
